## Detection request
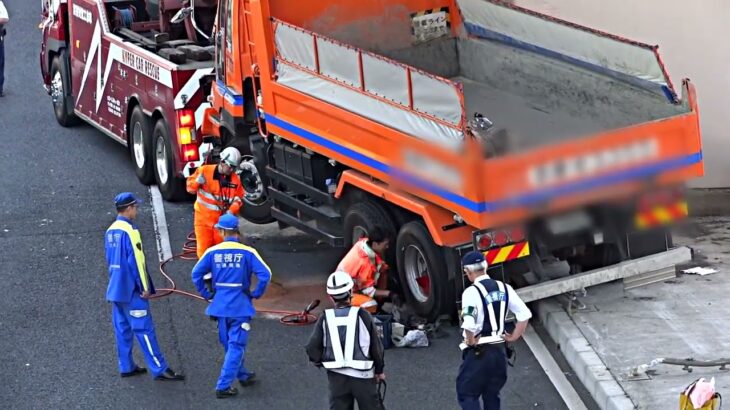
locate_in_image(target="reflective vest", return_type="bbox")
[188,165,243,215]
[337,239,385,297]
[107,219,150,293]
[322,307,374,371]
[473,278,509,339]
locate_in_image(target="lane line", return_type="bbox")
[149,185,173,262]
[522,324,588,410]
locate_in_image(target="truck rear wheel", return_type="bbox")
[129,106,155,185]
[50,56,78,127]
[343,200,396,249]
[153,119,188,201]
[396,221,451,321]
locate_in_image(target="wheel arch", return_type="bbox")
[335,170,473,248]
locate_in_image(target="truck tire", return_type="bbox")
[239,135,275,224]
[152,119,188,201]
[129,106,155,185]
[396,221,451,320]
[50,56,79,127]
[342,200,397,249]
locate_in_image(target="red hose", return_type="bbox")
[146,231,318,326]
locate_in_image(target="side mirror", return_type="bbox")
[170,6,193,24]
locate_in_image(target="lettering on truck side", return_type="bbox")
[72,4,93,24]
[120,49,162,83]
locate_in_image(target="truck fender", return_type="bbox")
[334,170,473,248]
[54,49,75,117]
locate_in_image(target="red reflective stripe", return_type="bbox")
[506,242,525,261]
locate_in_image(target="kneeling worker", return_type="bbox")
[337,227,393,313]
[186,147,245,258]
[191,214,272,398]
[457,251,532,410]
[306,271,385,410]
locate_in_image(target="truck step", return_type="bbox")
[271,207,344,247]
[269,186,341,220]
[265,166,334,205]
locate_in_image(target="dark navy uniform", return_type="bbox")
[457,273,531,410]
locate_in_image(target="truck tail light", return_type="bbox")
[476,233,492,250]
[509,227,525,243]
[493,231,509,247]
[178,109,194,127]
[177,109,196,145]
[182,144,199,162]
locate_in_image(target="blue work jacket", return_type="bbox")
[191,237,272,318]
[104,216,155,303]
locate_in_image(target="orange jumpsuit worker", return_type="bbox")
[186,147,245,258]
[336,226,393,313]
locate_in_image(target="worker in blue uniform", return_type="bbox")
[191,213,272,398]
[457,251,532,410]
[104,192,185,381]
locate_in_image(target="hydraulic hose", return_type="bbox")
[147,231,319,326]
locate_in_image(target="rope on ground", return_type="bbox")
[146,230,319,326]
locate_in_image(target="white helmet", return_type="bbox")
[326,271,354,296]
[220,147,242,168]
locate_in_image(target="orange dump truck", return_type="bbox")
[190,0,703,319]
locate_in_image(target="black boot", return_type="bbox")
[120,366,147,378]
[154,368,185,381]
[239,372,257,387]
[216,387,239,399]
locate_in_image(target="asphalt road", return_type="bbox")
[0,1,596,408]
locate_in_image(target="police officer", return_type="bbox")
[457,251,532,410]
[104,192,185,381]
[306,271,386,410]
[191,213,272,399]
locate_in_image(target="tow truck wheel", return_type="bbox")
[129,106,155,185]
[396,221,450,321]
[50,56,78,127]
[153,119,188,201]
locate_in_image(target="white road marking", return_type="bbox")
[522,324,588,410]
[149,185,173,262]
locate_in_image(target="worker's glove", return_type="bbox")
[196,174,206,185]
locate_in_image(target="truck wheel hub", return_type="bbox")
[239,159,265,202]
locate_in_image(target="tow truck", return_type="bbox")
[40,0,219,200]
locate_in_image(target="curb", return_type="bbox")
[536,299,636,410]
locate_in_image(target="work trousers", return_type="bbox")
[194,216,222,259]
[0,36,4,93]
[456,344,508,410]
[327,371,384,410]
[111,294,168,377]
[216,316,253,390]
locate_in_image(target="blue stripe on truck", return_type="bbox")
[265,114,701,213]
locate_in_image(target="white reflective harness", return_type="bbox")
[459,280,507,351]
[322,307,374,371]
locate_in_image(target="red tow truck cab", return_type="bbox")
[39,0,218,200]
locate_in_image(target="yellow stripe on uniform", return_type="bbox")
[108,220,149,292]
[202,241,272,279]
